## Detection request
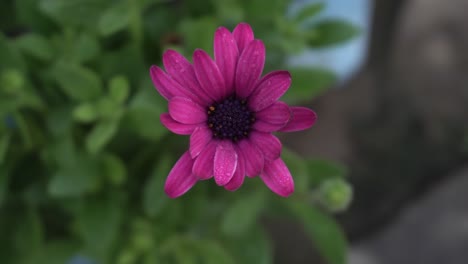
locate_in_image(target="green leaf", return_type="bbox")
[75,194,124,262]
[50,62,103,101]
[48,155,100,197]
[196,240,236,264]
[0,34,26,72]
[86,120,119,154]
[98,3,130,36]
[96,97,122,120]
[0,165,10,206]
[73,102,98,123]
[0,133,10,164]
[39,0,108,29]
[213,0,244,23]
[14,208,44,261]
[143,156,172,218]
[37,240,79,264]
[0,68,25,95]
[293,2,324,23]
[283,67,336,103]
[15,33,53,61]
[242,0,288,24]
[307,159,347,187]
[123,89,167,141]
[109,75,130,104]
[221,191,266,237]
[288,202,348,264]
[72,33,100,63]
[226,226,272,264]
[101,153,127,186]
[282,148,309,194]
[179,17,218,54]
[307,19,360,47]
[15,0,56,33]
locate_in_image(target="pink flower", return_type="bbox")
[150,23,317,198]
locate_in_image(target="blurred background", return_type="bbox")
[1,0,468,264]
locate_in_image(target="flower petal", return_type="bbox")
[149,66,176,100]
[279,107,317,132]
[232,23,254,54]
[248,70,291,111]
[168,97,206,124]
[160,113,198,135]
[193,141,217,180]
[253,101,291,132]
[214,141,238,186]
[250,131,282,161]
[237,139,264,177]
[224,148,245,191]
[164,151,198,198]
[260,158,294,197]
[214,27,239,92]
[151,65,208,104]
[235,40,265,98]
[162,49,212,105]
[190,126,212,158]
[193,49,228,101]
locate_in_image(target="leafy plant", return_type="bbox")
[0,0,357,263]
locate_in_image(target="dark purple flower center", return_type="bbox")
[207,96,255,141]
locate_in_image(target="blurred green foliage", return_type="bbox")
[0,0,358,263]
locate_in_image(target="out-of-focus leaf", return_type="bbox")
[179,17,218,55]
[293,2,324,23]
[307,159,347,187]
[242,0,288,24]
[288,202,348,264]
[16,0,56,33]
[14,209,44,262]
[99,45,145,83]
[101,153,127,186]
[130,218,154,253]
[75,194,124,262]
[227,226,272,264]
[86,120,119,154]
[282,148,309,194]
[0,35,26,72]
[143,155,172,218]
[39,0,108,29]
[73,102,98,123]
[159,236,197,264]
[213,0,244,23]
[123,89,167,141]
[96,97,122,120]
[0,69,25,95]
[196,240,236,264]
[109,75,130,104]
[15,33,53,61]
[48,155,100,197]
[0,133,10,164]
[98,3,130,36]
[0,166,9,206]
[221,191,266,237]
[307,19,360,47]
[117,248,138,264]
[47,108,73,138]
[73,33,100,63]
[50,62,103,101]
[37,240,79,264]
[283,67,336,103]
